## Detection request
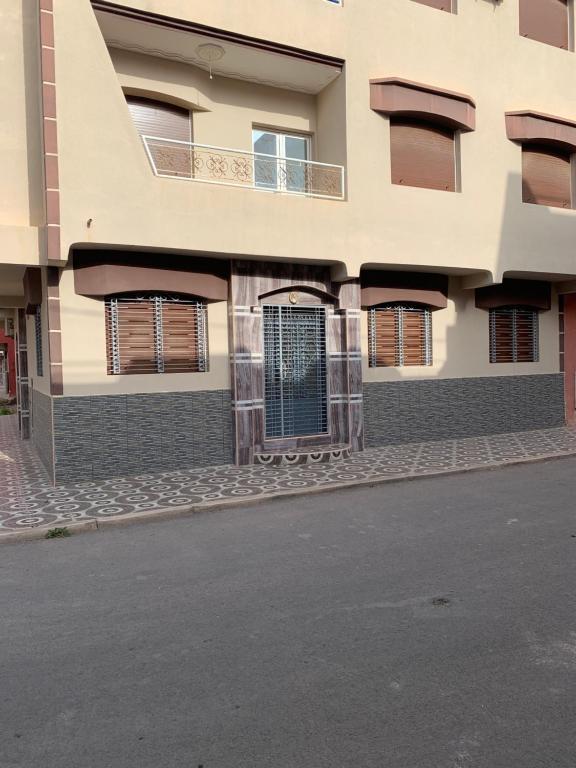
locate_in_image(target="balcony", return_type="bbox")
[141,136,345,201]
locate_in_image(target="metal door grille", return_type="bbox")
[263,305,328,439]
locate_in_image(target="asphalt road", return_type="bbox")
[2,457,576,768]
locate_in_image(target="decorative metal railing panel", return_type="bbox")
[141,136,345,200]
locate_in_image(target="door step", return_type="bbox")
[254,443,351,466]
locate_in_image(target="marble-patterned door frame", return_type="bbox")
[229,260,364,464]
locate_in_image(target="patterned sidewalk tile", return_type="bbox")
[2,414,576,535]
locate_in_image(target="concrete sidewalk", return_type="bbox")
[3,413,576,540]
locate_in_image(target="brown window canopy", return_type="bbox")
[519,0,569,50]
[23,267,42,315]
[390,118,456,192]
[361,271,448,310]
[475,279,551,311]
[73,252,229,302]
[506,111,576,153]
[370,78,475,131]
[522,145,572,208]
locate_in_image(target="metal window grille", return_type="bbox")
[263,305,328,439]
[489,307,539,363]
[105,295,208,375]
[34,305,43,377]
[368,305,432,367]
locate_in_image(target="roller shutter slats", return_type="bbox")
[489,308,539,363]
[402,310,428,366]
[105,297,207,375]
[126,96,192,178]
[519,0,568,49]
[369,305,432,367]
[161,303,202,373]
[522,146,572,208]
[391,119,456,192]
[371,308,398,367]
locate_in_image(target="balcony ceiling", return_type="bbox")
[93,6,343,95]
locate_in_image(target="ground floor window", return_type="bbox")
[368,305,432,367]
[105,295,207,375]
[489,307,539,363]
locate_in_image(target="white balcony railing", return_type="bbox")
[141,136,345,200]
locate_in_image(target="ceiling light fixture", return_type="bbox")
[196,43,225,80]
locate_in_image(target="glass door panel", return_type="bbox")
[284,135,308,193]
[253,130,279,190]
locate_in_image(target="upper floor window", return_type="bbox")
[522,144,572,208]
[390,118,457,192]
[368,304,432,367]
[105,295,207,375]
[252,129,311,193]
[519,0,569,50]
[412,0,453,12]
[489,307,539,363]
[125,95,192,178]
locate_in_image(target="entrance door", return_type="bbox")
[263,305,328,439]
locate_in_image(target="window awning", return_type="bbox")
[370,78,476,131]
[506,111,576,153]
[475,279,551,311]
[73,252,229,302]
[361,271,448,310]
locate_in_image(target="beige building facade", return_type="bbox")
[2,0,576,483]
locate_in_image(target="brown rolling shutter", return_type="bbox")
[519,0,569,49]
[515,309,538,362]
[390,119,456,192]
[522,146,572,208]
[413,0,452,11]
[402,310,428,365]
[489,310,514,363]
[161,301,204,373]
[105,296,207,375]
[369,305,432,367]
[126,96,192,178]
[489,308,538,363]
[106,299,157,375]
[369,307,398,367]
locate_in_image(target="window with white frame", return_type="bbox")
[105,295,208,375]
[252,129,311,193]
[489,307,539,363]
[369,304,432,367]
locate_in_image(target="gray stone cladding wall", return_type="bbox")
[31,389,54,481]
[52,390,233,484]
[364,374,565,448]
